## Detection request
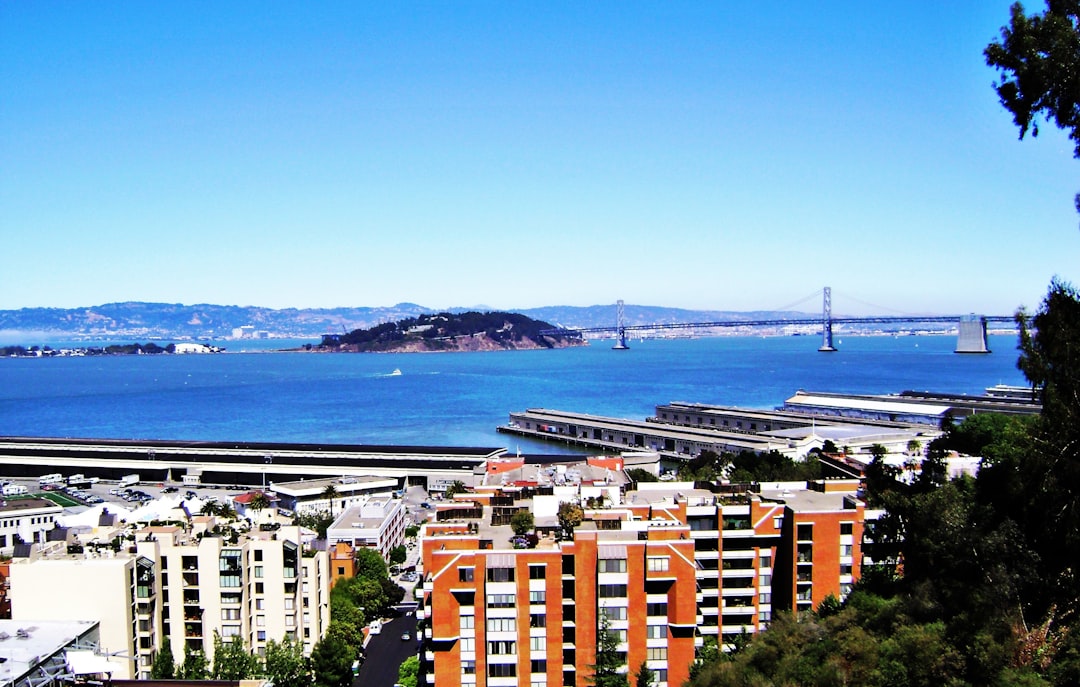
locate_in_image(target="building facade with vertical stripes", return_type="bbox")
[417,463,869,687]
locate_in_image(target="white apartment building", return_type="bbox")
[8,523,329,679]
[326,495,408,559]
[269,475,398,515]
[136,524,330,659]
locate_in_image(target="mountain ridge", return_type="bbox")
[0,301,819,342]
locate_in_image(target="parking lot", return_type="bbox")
[1,475,257,511]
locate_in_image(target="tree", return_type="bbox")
[625,467,658,483]
[634,660,655,687]
[211,631,261,679]
[986,1,1080,213]
[589,613,628,687]
[354,547,389,580]
[264,635,311,687]
[557,501,584,538]
[322,484,340,517]
[397,655,420,687]
[444,480,466,498]
[389,544,407,565]
[248,491,272,521]
[150,640,176,679]
[179,645,208,680]
[310,633,354,687]
[510,508,535,536]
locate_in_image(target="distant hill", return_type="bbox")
[320,312,584,352]
[0,301,819,344]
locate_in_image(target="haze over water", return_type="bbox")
[0,335,1026,454]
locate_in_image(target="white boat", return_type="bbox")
[389,369,402,376]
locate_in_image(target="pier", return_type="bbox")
[0,437,503,488]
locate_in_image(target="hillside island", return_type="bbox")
[315,311,585,353]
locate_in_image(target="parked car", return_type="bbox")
[400,632,411,641]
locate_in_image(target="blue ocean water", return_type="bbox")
[0,335,1027,452]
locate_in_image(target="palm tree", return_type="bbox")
[248,491,271,522]
[322,484,339,518]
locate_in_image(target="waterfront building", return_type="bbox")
[417,461,871,686]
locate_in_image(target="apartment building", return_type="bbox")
[135,524,330,659]
[418,461,869,686]
[9,553,158,679]
[8,522,329,678]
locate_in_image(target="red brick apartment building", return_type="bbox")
[417,458,869,687]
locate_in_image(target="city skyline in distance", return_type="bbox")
[2,2,1076,316]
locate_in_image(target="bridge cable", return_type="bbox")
[832,290,942,318]
[767,289,823,314]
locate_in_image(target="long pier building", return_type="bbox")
[0,437,503,489]
[498,405,937,461]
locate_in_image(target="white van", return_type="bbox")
[38,473,63,486]
[3,484,28,496]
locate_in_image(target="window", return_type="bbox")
[462,661,476,674]
[461,615,474,629]
[598,584,627,598]
[254,566,264,578]
[255,598,264,610]
[646,625,666,639]
[841,544,854,557]
[647,647,667,661]
[221,608,240,620]
[760,553,772,568]
[529,590,546,604]
[531,659,547,674]
[646,602,668,617]
[488,640,516,655]
[840,522,854,535]
[530,636,546,651]
[459,567,475,582]
[487,594,516,608]
[487,567,515,583]
[254,550,263,562]
[529,564,546,580]
[488,664,516,678]
[530,613,546,628]
[797,524,813,540]
[487,618,516,632]
[221,625,240,638]
[460,638,475,652]
[600,606,627,621]
[647,557,669,572]
[598,558,626,573]
[840,564,853,576]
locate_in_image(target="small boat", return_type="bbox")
[389,369,402,376]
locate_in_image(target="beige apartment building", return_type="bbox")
[9,522,329,679]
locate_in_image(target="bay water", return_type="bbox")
[0,335,1027,453]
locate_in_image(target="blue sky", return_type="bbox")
[1,2,1075,317]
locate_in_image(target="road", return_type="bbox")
[353,613,419,687]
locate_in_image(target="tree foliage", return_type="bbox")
[211,632,261,680]
[510,508,535,535]
[179,645,209,681]
[150,640,176,679]
[986,1,1080,212]
[588,613,629,687]
[264,635,311,687]
[398,655,420,687]
[310,633,354,687]
[557,501,584,537]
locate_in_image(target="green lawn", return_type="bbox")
[35,491,80,507]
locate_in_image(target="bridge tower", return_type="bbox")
[955,315,990,354]
[612,300,630,350]
[818,287,837,352]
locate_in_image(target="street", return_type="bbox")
[353,612,419,687]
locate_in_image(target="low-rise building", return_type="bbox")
[326,495,408,560]
[0,497,63,554]
[269,475,398,515]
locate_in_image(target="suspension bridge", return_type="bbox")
[541,287,1016,354]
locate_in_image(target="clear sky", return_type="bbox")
[1,2,1076,317]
